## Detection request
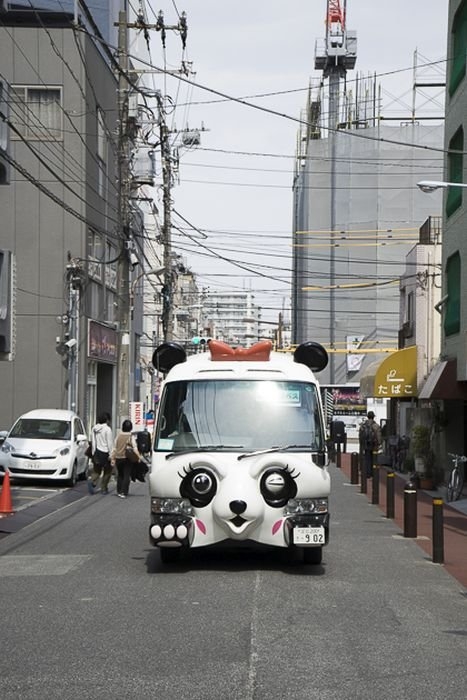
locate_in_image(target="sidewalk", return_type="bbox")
[337,452,467,589]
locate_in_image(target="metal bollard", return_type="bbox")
[350,452,359,484]
[403,478,418,538]
[432,498,444,564]
[336,443,341,469]
[386,471,395,519]
[360,456,367,494]
[371,464,380,505]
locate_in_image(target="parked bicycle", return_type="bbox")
[387,434,410,472]
[446,453,467,502]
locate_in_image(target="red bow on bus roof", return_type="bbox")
[209,340,272,362]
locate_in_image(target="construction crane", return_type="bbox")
[313,1,357,383]
[314,0,357,127]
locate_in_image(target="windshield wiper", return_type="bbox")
[165,445,244,460]
[238,445,312,460]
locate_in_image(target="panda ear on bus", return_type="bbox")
[294,342,328,372]
[152,342,187,373]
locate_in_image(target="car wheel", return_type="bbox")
[303,547,322,566]
[160,547,182,564]
[67,461,78,487]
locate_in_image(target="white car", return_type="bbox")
[0,409,89,486]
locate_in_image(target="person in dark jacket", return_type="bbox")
[359,411,382,479]
[88,412,113,494]
[110,419,141,499]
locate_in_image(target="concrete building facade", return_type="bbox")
[0,4,142,432]
[292,116,444,388]
[416,0,467,463]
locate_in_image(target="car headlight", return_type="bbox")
[1,441,13,454]
[55,445,71,457]
[151,497,193,516]
[283,497,328,515]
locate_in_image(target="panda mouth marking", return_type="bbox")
[230,515,247,528]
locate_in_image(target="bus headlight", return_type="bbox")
[283,497,328,515]
[151,497,193,516]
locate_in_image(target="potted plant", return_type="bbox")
[411,424,435,488]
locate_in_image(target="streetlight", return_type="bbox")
[417,180,467,193]
[130,267,165,305]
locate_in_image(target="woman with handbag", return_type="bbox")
[110,419,141,499]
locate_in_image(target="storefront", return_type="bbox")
[87,321,118,431]
[360,346,418,437]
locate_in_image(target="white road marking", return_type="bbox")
[0,554,92,576]
[245,570,261,700]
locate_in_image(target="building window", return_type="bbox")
[407,291,413,323]
[105,242,117,291]
[446,127,464,218]
[10,86,62,140]
[450,0,467,96]
[445,252,461,336]
[97,108,107,198]
[0,80,9,184]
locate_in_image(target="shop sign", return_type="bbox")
[374,346,417,397]
[130,401,145,431]
[88,321,118,363]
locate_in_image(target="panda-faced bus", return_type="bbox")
[148,339,330,567]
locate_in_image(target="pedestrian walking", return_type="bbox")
[359,411,382,479]
[111,419,141,499]
[88,412,114,494]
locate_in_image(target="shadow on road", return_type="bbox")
[144,542,326,577]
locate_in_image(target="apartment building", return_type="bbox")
[417,0,467,459]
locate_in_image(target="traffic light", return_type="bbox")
[0,249,13,355]
[191,336,212,346]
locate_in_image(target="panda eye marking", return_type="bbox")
[260,467,298,508]
[177,464,196,479]
[179,465,217,508]
[283,465,300,480]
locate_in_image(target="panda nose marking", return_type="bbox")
[229,500,247,515]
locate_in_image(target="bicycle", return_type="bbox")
[446,453,467,502]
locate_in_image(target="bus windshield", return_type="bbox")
[154,379,324,453]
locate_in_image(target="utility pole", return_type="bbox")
[121,10,198,350]
[277,312,283,349]
[116,9,131,425]
[65,260,82,412]
[158,102,174,342]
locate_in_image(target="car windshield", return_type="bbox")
[10,418,71,440]
[154,379,324,453]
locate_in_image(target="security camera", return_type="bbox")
[129,252,139,269]
[64,338,77,349]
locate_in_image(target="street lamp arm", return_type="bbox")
[130,267,165,300]
[417,180,467,193]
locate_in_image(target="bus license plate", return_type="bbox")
[293,526,325,545]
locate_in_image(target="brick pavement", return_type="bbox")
[337,452,467,589]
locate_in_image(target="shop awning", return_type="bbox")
[360,346,418,399]
[418,359,467,400]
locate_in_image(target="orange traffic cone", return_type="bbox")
[0,470,14,516]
